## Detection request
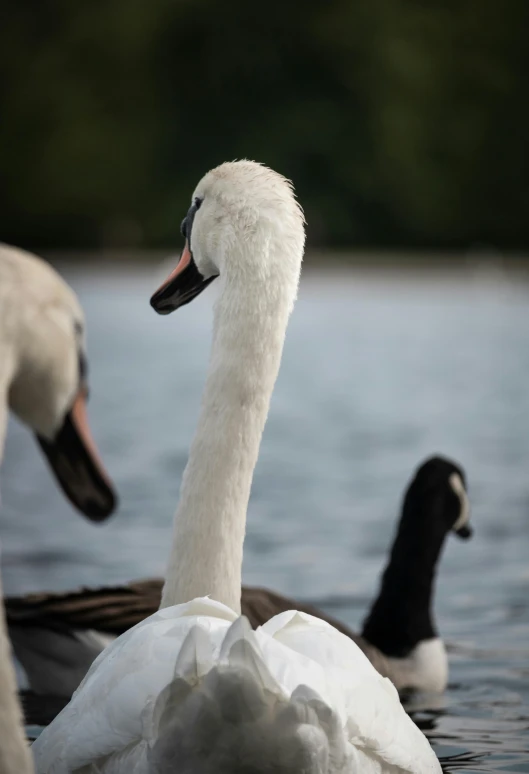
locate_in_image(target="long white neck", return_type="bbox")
[0,375,35,774]
[0,576,34,774]
[160,252,298,613]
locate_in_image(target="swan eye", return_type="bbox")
[181,198,203,243]
[78,351,88,383]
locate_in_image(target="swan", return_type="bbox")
[0,574,32,774]
[32,161,441,773]
[8,455,472,706]
[0,244,116,521]
[0,244,117,773]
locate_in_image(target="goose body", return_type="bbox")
[33,162,441,773]
[0,245,117,773]
[9,457,472,705]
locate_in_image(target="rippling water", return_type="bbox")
[1,262,529,771]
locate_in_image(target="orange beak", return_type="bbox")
[154,243,192,298]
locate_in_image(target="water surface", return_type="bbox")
[1,263,528,771]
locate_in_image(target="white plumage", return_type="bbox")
[33,599,440,773]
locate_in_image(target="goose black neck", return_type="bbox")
[361,501,449,658]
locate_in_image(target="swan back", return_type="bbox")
[148,665,348,774]
[33,600,441,773]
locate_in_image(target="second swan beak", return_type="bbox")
[37,386,117,522]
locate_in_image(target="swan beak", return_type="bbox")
[455,524,473,539]
[36,387,117,522]
[150,242,217,315]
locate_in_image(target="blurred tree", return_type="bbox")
[0,0,528,250]
[360,0,529,247]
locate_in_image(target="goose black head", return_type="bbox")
[405,455,472,540]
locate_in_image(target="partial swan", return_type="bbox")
[0,244,117,774]
[32,162,441,773]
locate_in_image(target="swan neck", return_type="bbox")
[0,575,35,773]
[0,368,11,466]
[0,356,32,770]
[161,262,296,613]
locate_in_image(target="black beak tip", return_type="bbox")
[455,524,473,540]
[149,291,161,311]
[150,291,173,315]
[81,489,118,523]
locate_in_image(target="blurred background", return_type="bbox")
[1,2,529,772]
[1,0,529,254]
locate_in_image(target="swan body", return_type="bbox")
[0,244,117,773]
[9,457,472,702]
[32,161,441,773]
[33,598,440,774]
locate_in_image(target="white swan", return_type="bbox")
[0,244,117,774]
[0,244,116,521]
[32,162,441,773]
[8,456,472,702]
[0,575,33,774]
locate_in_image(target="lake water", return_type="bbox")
[1,261,529,772]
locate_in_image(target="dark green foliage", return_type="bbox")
[1,0,528,250]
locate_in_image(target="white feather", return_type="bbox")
[386,639,448,694]
[33,599,440,773]
[449,473,470,532]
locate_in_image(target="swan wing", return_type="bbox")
[258,610,441,773]
[32,598,236,773]
[33,602,440,774]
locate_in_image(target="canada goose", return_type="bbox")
[0,244,117,773]
[33,162,440,773]
[8,456,471,706]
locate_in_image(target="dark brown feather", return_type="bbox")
[6,580,364,643]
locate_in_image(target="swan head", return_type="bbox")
[151,160,305,314]
[7,262,117,522]
[404,455,472,540]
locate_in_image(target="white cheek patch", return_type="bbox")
[449,472,470,531]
